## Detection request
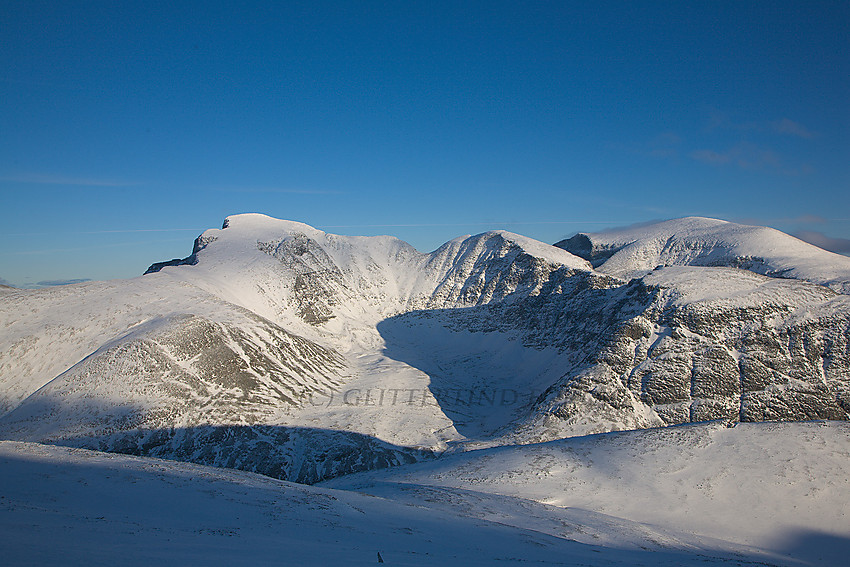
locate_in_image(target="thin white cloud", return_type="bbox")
[690,149,732,165]
[1,228,203,237]
[791,214,828,224]
[209,185,345,195]
[5,238,189,256]
[690,142,781,170]
[34,278,92,287]
[612,131,682,160]
[705,109,817,139]
[0,173,139,187]
[770,118,817,139]
[78,228,204,234]
[654,131,682,146]
[733,214,829,226]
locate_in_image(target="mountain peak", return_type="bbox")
[221,212,318,233]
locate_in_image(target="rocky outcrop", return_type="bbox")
[144,233,217,274]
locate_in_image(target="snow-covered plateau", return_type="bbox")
[1,214,848,565]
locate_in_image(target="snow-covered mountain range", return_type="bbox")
[1,213,849,564]
[1,214,848,481]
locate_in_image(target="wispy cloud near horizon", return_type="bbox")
[209,185,345,195]
[3,238,190,256]
[733,214,831,227]
[34,278,92,287]
[690,142,782,170]
[0,173,140,187]
[770,118,817,139]
[707,110,818,139]
[793,230,850,255]
[1,228,204,237]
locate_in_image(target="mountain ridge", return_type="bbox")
[556,216,850,293]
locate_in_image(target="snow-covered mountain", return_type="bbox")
[555,216,850,292]
[0,214,848,483]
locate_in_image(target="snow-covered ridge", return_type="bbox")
[147,213,592,333]
[186,213,589,275]
[2,214,849,567]
[556,216,850,293]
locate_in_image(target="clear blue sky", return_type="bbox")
[1,1,848,287]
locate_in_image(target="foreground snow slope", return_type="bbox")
[324,421,850,567]
[556,216,850,293]
[0,437,831,567]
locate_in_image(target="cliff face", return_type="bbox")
[520,267,849,440]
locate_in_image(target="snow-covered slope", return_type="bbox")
[0,277,242,415]
[324,421,850,567]
[556,216,850,293]
[3,436,841,567]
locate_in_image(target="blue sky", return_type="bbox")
[1,1,848,287]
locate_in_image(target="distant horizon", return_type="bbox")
[2,1,848,287]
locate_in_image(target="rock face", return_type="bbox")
[0,214,848,482]
[518,268,850,440]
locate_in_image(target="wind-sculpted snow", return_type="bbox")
[0,313,344,436]
[1,213,848,482]
[182,213,592,331]
[0,278,231,416]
